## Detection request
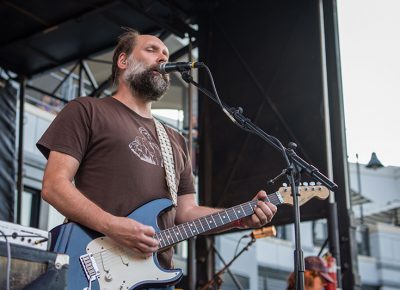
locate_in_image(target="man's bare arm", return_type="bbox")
[42,151,158,256]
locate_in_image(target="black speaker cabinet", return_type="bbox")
[0,241,68,290]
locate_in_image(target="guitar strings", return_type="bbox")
[87,192,284,270]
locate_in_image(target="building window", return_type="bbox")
[361,286,379,290]
[20,186,41,228]
[356,225,370,256]
[221,273,250,290]
[258,266,289,290]
[276,225,288,240]
[312,219,328,246]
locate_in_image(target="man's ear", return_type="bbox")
[117,53,128,69]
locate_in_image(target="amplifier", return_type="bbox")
[0,221,49,251]
[0,241,69,290]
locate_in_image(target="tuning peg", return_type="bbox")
[310,181,315,186]
[303,182,308,186]
[282,183,288,187]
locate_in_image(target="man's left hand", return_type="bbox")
[240,190,277,228]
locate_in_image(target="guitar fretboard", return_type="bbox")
[155,191,283,250]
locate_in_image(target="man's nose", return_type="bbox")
[158,53,168,63]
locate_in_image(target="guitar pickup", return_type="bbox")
[80,253,100,282]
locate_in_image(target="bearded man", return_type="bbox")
[37,29,277,290]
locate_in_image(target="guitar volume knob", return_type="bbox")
[105,272,113,282]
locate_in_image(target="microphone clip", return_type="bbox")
[180,70,193,83]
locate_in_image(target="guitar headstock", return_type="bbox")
[278,183,330,206]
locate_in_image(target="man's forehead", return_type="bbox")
[136,35,168,51]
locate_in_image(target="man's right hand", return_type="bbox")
[104,216,159,257]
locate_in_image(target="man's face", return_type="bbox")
[123,35,170,102]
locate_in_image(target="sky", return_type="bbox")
[337,0,400,167]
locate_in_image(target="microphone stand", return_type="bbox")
[179,69,338,290]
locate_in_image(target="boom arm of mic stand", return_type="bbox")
[179,71,338,191]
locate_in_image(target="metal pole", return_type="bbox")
[356,153,368,256]
[318,0,343,288]
[356,154,364,224]
[16,75,26,224]
[322,0,361,288]
[51,61,79,95]
[187,34,197,290]
[328,202,343,288]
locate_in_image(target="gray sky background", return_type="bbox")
[338,0,400,166]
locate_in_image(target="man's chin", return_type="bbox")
[147,88,168,102]
[133,89,167,102]
[149,94,164,102]
[126,72,169,102]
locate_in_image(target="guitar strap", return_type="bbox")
[154,118,178,206]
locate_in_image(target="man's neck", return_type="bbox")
[113,83,153,118]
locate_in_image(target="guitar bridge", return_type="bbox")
[80,253,100,282]
[276,192,284,203]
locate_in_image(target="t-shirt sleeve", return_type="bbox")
[36,99,91,163]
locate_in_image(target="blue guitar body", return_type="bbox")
[50,198,182,290]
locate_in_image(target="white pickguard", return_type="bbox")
[86,236,180,290]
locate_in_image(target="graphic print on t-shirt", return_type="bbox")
[128,127,163,166]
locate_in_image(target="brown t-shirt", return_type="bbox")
[37,96,196,268]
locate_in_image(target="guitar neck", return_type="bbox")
[155,191,284,250]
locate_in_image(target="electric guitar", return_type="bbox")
[50,184,329,290]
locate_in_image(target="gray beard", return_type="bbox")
[123,60,170,102]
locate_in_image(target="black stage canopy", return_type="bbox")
[0,0,200,77]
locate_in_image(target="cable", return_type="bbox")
[233,234,249,257]
[0,230,11,290]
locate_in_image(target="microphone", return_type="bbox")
[249,226,277,239]
[157,61,203,74]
